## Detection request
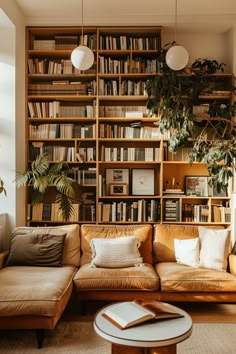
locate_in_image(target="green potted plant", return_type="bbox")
[15,154,80,221]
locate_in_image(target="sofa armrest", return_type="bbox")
[0,250,9,269]
[229,254,236,276]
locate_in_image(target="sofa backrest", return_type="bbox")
[13,224,80,267]
[153,224,228,263]
[153,224,199,263]
[80,224,153,266]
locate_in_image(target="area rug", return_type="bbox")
[0,321,236,353]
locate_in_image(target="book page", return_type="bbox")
[103,301,154,329]
[133,300,183,319]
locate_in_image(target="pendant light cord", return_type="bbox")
[174,0,177,43]
[81,0,84,44]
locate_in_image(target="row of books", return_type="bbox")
[33,34,97,50]
[28,59,79,75]
[66,167,97,185]
[30,203,80,222]
[29,143,76,162]
[99,56,160,74]
[28,81,96,95]
[98,105,147,117]
[98,200,160,222]
[99,35,161,50]
[28,101,95,118]
[182,203,231,223]
[100,146,161,162]
[98,79,147,96]
[29,123,96,139]
[30,202,96,222]
[99,124,164,139]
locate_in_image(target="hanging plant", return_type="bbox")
[146,47,236,193]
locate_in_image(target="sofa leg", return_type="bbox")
[36,329,45,349]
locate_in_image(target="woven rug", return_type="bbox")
[0,321,236,353]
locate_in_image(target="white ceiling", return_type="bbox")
[14,0,236,34]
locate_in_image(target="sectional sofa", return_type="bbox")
[0,223,235,348]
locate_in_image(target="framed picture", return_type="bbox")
[132,169,155,195]
[109,183,128,196]
[185,176,209,197]
[105,168,129,195]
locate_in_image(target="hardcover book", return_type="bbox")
[102,300,183,329]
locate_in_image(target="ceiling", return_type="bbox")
[14,0,236,34]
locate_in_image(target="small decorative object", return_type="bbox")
[109,183,128,196]
[185,176,209,197]
[132,169,155,195]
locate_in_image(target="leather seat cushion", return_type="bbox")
[74,263,159,291]
[155,262,236,292]
[0,265,77,317]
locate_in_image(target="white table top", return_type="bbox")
[94,301,193,348]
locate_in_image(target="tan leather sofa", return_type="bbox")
[0,224,80,348]
[0,223,236,347]
[75,224,236,304]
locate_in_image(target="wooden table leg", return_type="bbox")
[111,344,177,354]
[149,344,176,354]
[111,343,144,354]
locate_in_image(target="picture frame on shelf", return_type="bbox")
[132,168,155,196]
[109,183,128,196]
[105,168,129,196]
[185,176,209,197]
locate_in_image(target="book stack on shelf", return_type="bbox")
[164,199,180,222]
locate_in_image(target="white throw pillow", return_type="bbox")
[90,236,143,268]
[198,226,230,272]
[174,238,200,267]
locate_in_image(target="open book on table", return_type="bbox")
[102,300,183,329]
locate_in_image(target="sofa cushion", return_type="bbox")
[198,226,230,272]
[174,238,200,267]
[0,265,77,316]
[13,225,80,267]
[73,263,159,291]
[155,262,236,292]
[90,236,143,268]
[80,224,153,266]
[6,231,66,267]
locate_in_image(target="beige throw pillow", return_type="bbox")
[198,226,230,272]
[174,238,200,267]
[90,236,143,268]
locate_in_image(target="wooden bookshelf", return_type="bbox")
[26,26,232,226]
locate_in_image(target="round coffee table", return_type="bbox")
[94,301,192,354]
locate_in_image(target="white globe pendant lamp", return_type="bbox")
[71,0,94,71]
[165,0,189,71]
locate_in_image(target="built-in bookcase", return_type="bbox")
[26,26,232,226]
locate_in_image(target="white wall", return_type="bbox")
[0,0,25,249]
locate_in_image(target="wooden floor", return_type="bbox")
[62,300,236,323]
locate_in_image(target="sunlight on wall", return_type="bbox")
[0,9,15,249]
